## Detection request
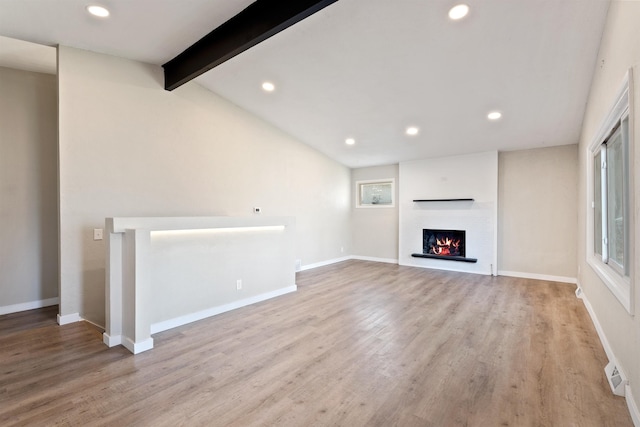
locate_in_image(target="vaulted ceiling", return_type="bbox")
[0,0,610,168]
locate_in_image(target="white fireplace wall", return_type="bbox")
[399,152,498,275]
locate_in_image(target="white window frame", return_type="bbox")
[586,69,634,314]
[355,179,395,208]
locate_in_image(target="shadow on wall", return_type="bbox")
[81,228,106,327]
[36,81,59,302]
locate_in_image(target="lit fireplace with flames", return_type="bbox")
[429,236,461,256]
[423,229,466,258]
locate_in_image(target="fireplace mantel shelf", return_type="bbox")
[412,198,474,202]
[411,253,478,263]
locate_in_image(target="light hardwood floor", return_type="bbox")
[0,260,633,426]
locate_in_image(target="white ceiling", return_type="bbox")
[0,0,610,168]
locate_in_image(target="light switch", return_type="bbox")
[93,228,103,240]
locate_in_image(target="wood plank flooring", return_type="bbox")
[0,260,633,426]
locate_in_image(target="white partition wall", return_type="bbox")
[104,216,296,354]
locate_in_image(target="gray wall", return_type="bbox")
[57,46,351,326]
[351,164,399,262]
[0,66,58,311]
[498,145,578,280]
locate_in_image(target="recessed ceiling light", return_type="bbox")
[448,4,469,20]
[262,82,275,92]
[487,111,502,120]
[405,126,419,136]
[345,138,355,145]
[87,5,110,18]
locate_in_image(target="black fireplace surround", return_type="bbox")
[411,228,477,263]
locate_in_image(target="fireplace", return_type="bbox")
[423,229,465,257]
[411,228,477,263]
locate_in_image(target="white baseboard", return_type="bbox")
[299,256,351,271]
[577,285,639,425]
[150,285,297,335]
[103,333,122,347]
[575,285,615,362]
[57,312,82,325]
[627,385,640,427]
[350,255,398,264]
[298,255,397,272]
[0,297,59,316]
[498,270,577,284]
[122,336,154,354]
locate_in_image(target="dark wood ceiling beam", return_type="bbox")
[162,0,338,91]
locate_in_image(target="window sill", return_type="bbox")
[356,204,395,209]
[587,254,633,314]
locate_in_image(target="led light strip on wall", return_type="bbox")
[150,225,286,238]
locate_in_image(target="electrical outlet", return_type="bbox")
[253,207,261,214]
[295,259,302,271]
[93,228,103,241]
[236,279,242,290]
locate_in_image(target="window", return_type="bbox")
[588,69,634,314]
[594,115,629,274]
[356,179,395,208]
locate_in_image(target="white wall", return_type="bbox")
[399,152,498,275]
[351,164,398,262]
[0,66,58,313]
[148,219,295,326]
[576,0,640,416]
[498,145,578,282]
[57,46,351,326]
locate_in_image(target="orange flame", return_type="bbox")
[429,237,461,256]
